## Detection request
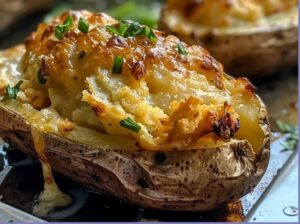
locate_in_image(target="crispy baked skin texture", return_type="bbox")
[0,104,270,211]
[0,11,271,212]
[160,0,298,77]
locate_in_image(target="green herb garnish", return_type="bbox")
[5,81,23,99]
[55,15,73,39]
[120,117,141,133]
[78,17,89,34]
[276,120,298,151]
[118,21,128,36]
[123,21,144,37]
[106,26,119,36]
[177,43,188,55]
[147,28,157,42]
[106,20,157,43]
[112,56,124,74]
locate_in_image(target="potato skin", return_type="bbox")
[160,8,298,77]
[0,103,270,211]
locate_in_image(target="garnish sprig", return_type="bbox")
[112,56,124,74]
[106,20,157,43]
[5,81,23,99]
[120,117,141,133]
[276,120,298,151]
[78,17,89,34]
[55,15,73,39]
[177,43,188,55]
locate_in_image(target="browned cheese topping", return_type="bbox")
[2,11,263,150]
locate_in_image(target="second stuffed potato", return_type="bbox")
[160,0,298,77]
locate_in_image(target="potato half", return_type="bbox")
[0,11,270,212]
[160,0,298,77]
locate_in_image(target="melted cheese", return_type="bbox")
[0,98,138,217]
[31,127,72,217]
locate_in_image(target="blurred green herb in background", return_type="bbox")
[276,120,298,152]
[107,1,160,28]
[45,0,161,28]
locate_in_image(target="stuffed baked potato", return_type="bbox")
[160,0,298,77]
[0,11,270,217]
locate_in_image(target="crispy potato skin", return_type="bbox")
[0,101,270,211]
[160,3,298,77]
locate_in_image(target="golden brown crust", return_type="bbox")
[24,11,224,86]
[20,11,251,150]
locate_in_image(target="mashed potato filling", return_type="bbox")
[21,11,244,150]
[1,11,265,153]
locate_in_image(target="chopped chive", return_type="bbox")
[142,26,151,36]
[124,21,143,37]
[177,43,188,55]
[78,17,89,34]
[118,21,128,36]
[55,25,65,40]
[112,56,123,74]
[120,117,141,133]
[5,81,23,99]
[106,25,120,36]
[106,20,157,43]
[148,28,158,43]
[55,15,73,39]
[64,15,73,27]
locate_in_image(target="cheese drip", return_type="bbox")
[31,126,72,217]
